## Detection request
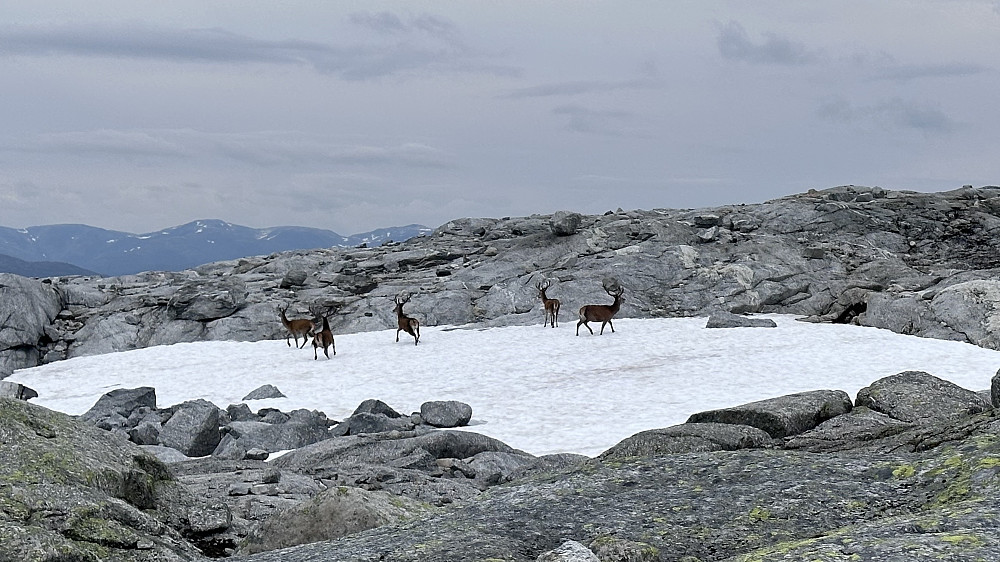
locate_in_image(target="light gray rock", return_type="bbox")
[0,380,38,400]
[420,400,473,428]
[159,399,223,457]
[929,280,1000,350]
[687,390,853,438]
[705,311,777,328]
[537,541,599,562]
[167,276,247,321]
[0,274,61,376]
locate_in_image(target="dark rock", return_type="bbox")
[600,422,773,459]
[159,399,223,457]
[992,369,1000,408]
[228,403,259,422]
[128,421,162,445]
[420,400,473,428]
[243,384,286,400]
[353,398,404,418]
[341,412,414,435]
[549,211,583,236]
[245,448,269,461]
[79,386,157,426]
[687,389,853,438]
[855,371,992,424]
[705,311,777,328]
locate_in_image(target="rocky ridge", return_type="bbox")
[4,185,1000,377]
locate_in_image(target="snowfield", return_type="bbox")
[9,315,1000,457]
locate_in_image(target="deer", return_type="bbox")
[536,279,560,328]
[278,305,315,348]
[394,294,420,346]
[576,281,625,336]
[311,309,336,360]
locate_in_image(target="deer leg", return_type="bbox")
[396,328,401,342]
[608,320,614,333]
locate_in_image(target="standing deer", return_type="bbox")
[278,305,315,348]
[576,282,625,336]
[394,294,420,346]
[536,279,560,328]
[311,310,336,360]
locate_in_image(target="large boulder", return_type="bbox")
[159,399,223,457]
[855,371,992,424]
[213,412,334,459]
[782,406,915,452]
[929,280,1000,350]
[549,211,583,236]
[0,274,61,376]
[686,390,853,438]
[79,386,157,425]
[705,311,777,328]
[167,277,247,321]
[420,400,473,428]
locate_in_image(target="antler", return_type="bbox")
[602,277,623,296]
[394,293,411,305]
[535,279,551,291]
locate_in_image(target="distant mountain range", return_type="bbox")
[0,220,432,277]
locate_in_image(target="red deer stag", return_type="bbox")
[394,294,420,346]
[536,279,560,328]
[311,308,336,360]
[278,305,315,348]
[576,282,625,336]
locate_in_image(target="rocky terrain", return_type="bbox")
[3,184,1000,560]
[4,184,1000,378]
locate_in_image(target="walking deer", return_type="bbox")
[394,294,420,345]
[311,311,336,360]
[536,279,560,328]
[576,283,625,336]
[278,305,315,348]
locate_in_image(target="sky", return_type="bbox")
[2,2,999,235]
[9,315,1000,457]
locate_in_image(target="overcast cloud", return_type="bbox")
[1,2,998,235]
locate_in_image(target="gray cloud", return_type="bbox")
[716,21,820,65]
[817,97,956,133]
[350,11,459,41]
[870,62,990,82]
[3,129,451,169]
[552,105,648,137]
[0,20,512,80]
[503,78,659,99]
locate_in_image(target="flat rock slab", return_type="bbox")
[782,406,915,452]
[686,389,853,438]
[705,311,778,328]
[600,422,773,459]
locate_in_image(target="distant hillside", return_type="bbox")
[0,254,98,278]
[0,220,431,276]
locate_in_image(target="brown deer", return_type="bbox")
[536,279,560,328]
[311,310,336,360]
[394,294,420,345]
[576,282,625,336]
[278,305,315,348]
